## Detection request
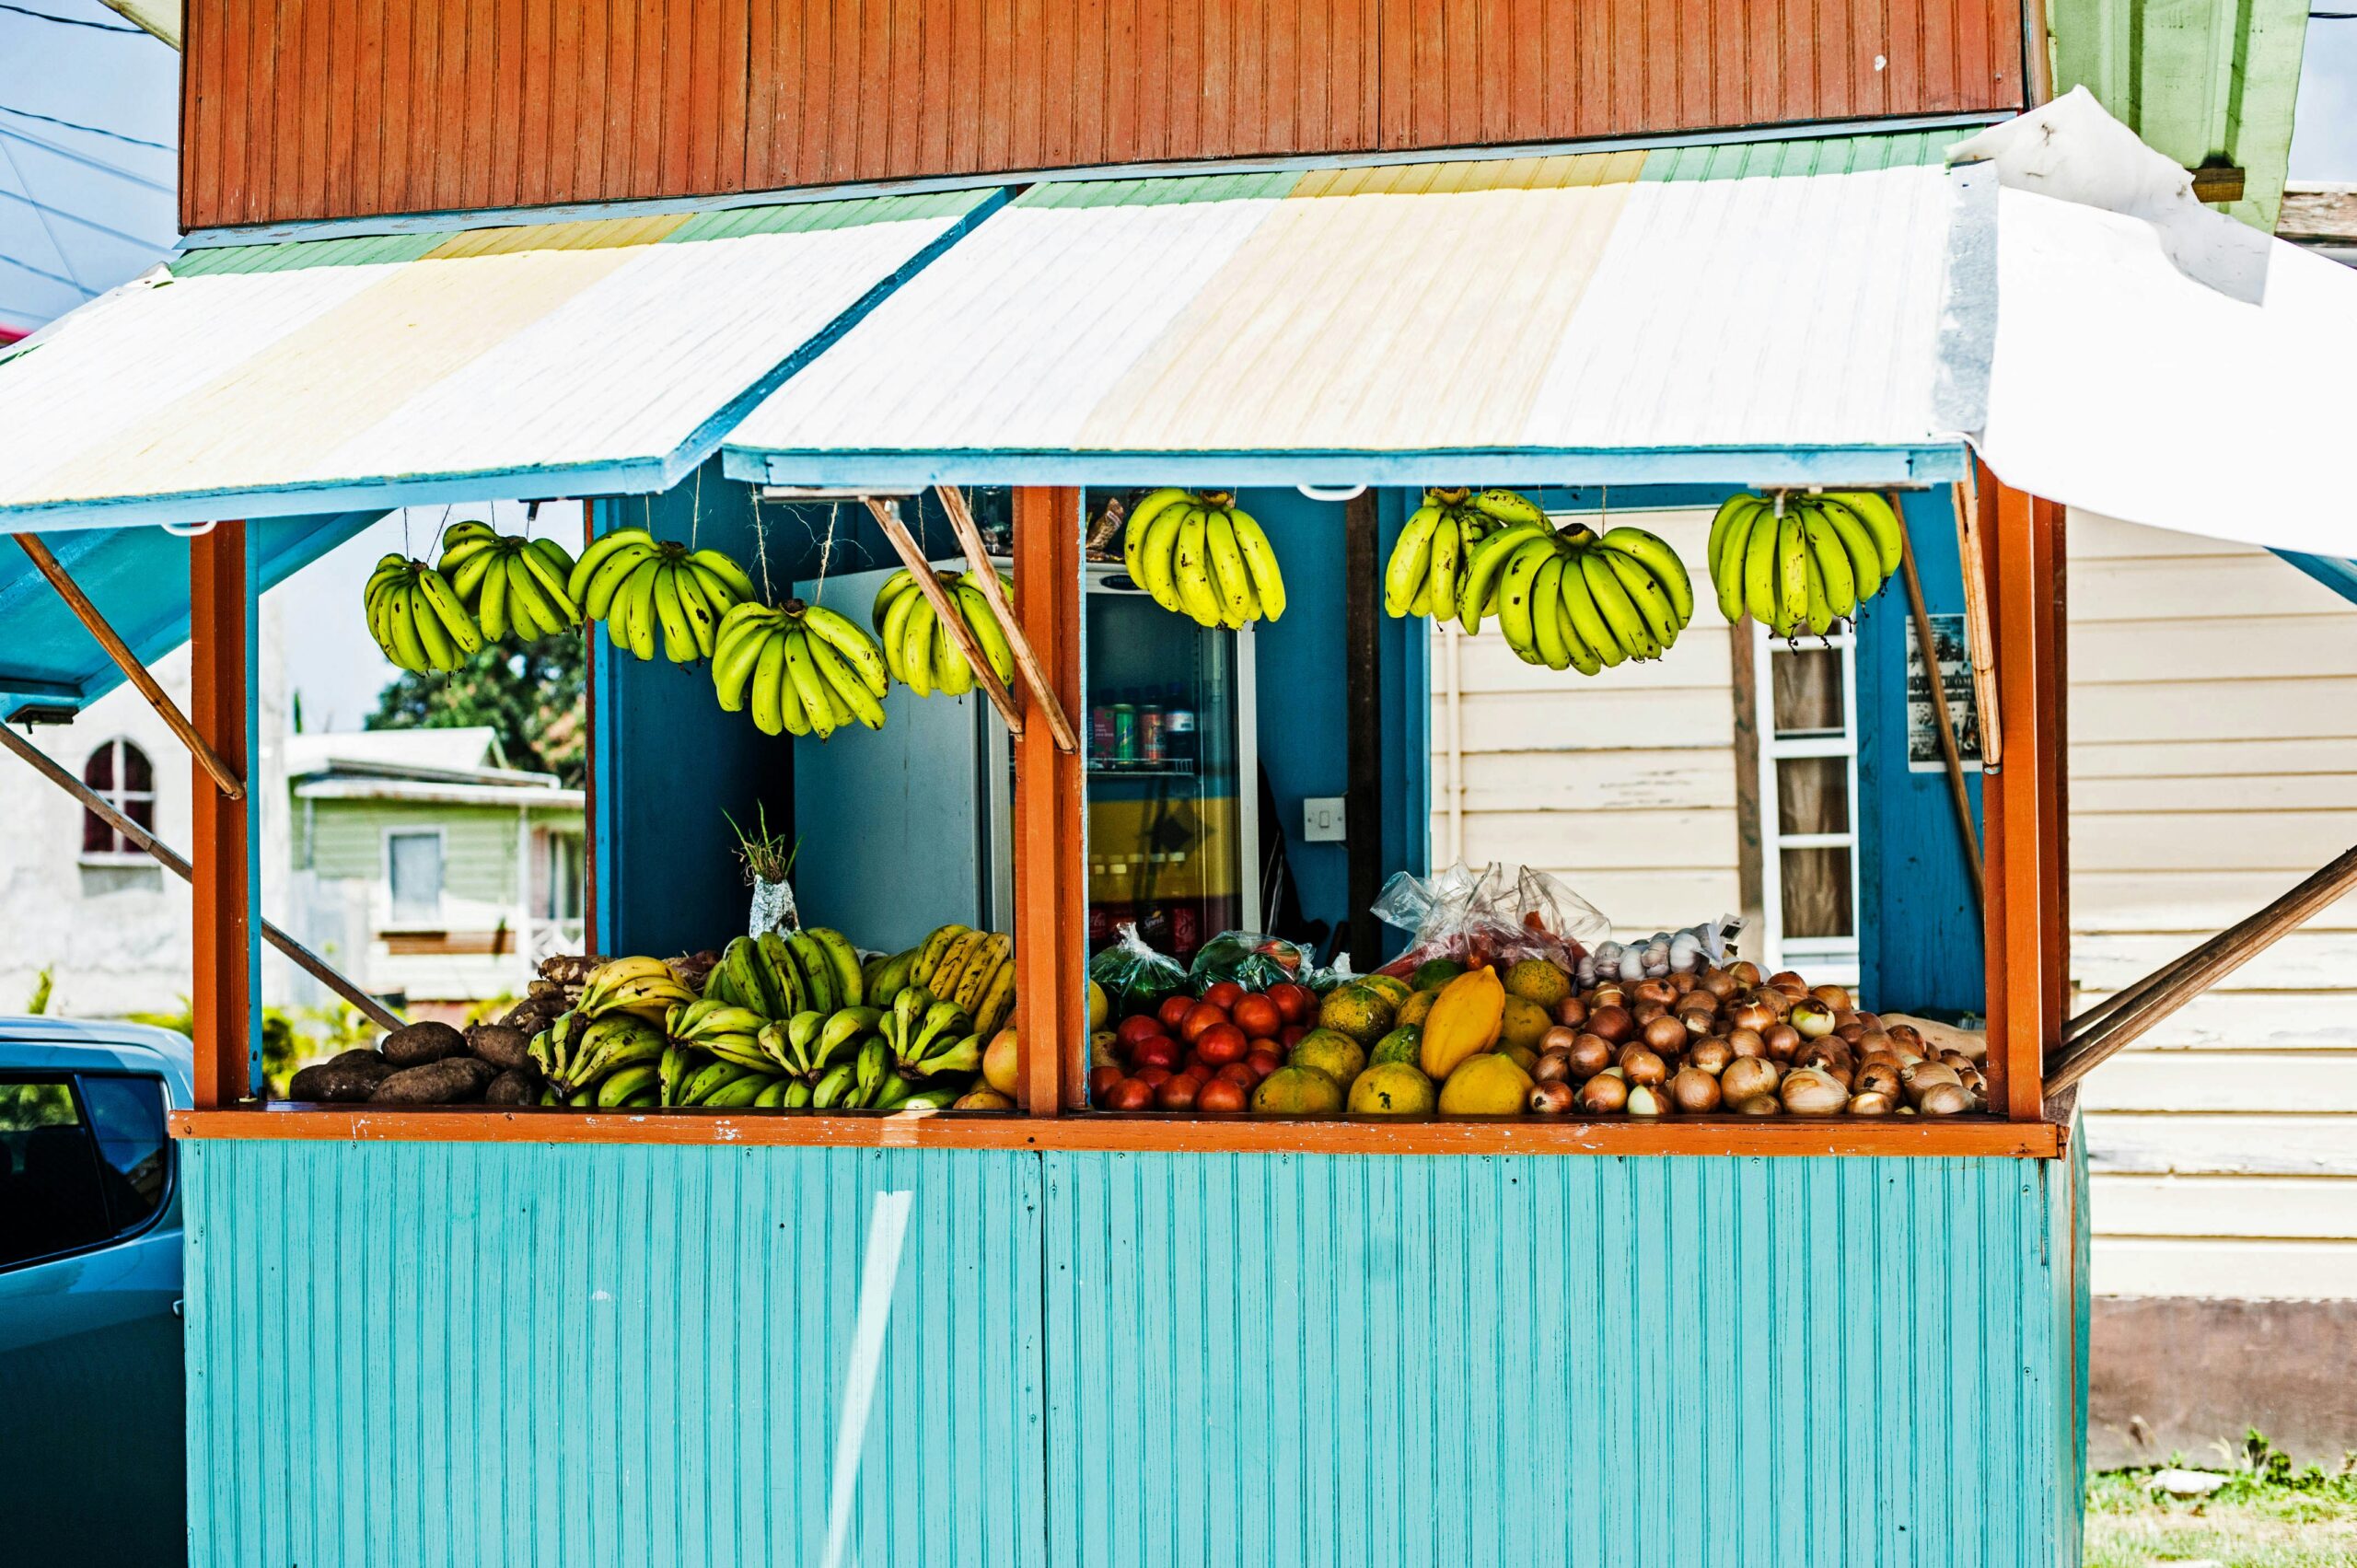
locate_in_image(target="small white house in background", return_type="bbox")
[284,727,586,1021]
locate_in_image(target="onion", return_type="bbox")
[1634,979,1678,1008]
[1668,1067,1723,1114]
[1797,1042,1851,1074]
[1553,996,1589,1029]
[1726,1028,1767,1060]
[1809,983,1852,1012]
[1721,1056,1782,1104]
[1789,1001,1837,1040]
[1701,968,1739,1001]
[1887,1024,1924,1050]
[1589,985,1630,1013]
[1900,1061,1961,1104]
[1540,1026,1581,1056]
[1915,1082,1972,1116]
[1568,1034,1615,1077]
[1732,1095,1781,1116]
[1728,1000,1778,1035]
[1685,1037,1733,1076]
[1769,970,1807,993]
[1633,999,1668,1026]
[1781,1067,1848,1117]
[1642,1015,1688,1054]
[1625,1084,1667,1118]
[1853,1062,1901,1098]
[1846,1090,1894,1116]
[1729,961,1763,988]
[1763,1023,1801,1061]
[1527,1080,1578,1115]
[1619,1045,1668,1087]
[1533,1051,1574,1085]
[1834,1021,1867,1045]
[1852,1011,1884,1034]
[1586,1005,1636,1044]
[1854,1030,1895,1057]
[1579,1074,1629,1114]
[1667,970,1700,996]
[1937,1049,1975,1073]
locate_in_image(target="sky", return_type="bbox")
[1,7,2352,726]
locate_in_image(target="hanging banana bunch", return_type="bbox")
[433,520,584,643]
[870,567,1016,699]
[711,599,890,739]
[1382,487,1531,622]
[1705,490,1902,639]
[363,555,486,673]
[563,526,761,665]
[1122,488,1287,629]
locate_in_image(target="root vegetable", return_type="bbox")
[1730,961,1762,988]
[1789,1001,1836,1040]
[1915,1082,1972,1116]
[1721,1056,1781,1105]
[1846,1091,1894,1116]
[1728,1000,1777,1035]
[1568,1034,1615,1077]
[1900,1061,1961,1104]
[1668,1068,1723,1114]
[1762,1024,1801,1061]
[1809,984,1853,1012]
[1579,1074,1629,1114]
[1780,1067,1847,1116]
[1633,1000,1668,1026]
[380,1021,466,1069]
[1854,1062,1901,1098]
[466,1024,533,1073]
[1634,979,1678,1007]
[1619,1046,1667,1087]
[1642,1015,1688,1054]
[1732,1095,1780,1116]
[1726,1028,1767,1060]
[1625,1084,1666,1118]
[371,1056,496,1104]
[1701,969,1739,1001]
[1553,997,1589,1029]
[1527,1080,1578,1115]
[1586,1005,1636,1045]
[1533,1051,1574,1085]
[1540,1026,1581,1055]
[1685,1037,1733,1076]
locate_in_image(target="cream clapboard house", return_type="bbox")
[1430,505,2357,1306]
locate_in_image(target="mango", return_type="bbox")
[1290,1029,1366,1095]
[1502,958,1572,1010]
[1437,1051,1531,1116]
[1420,967,1505,1081]
[1349,1063,1436,1115]
[1087,979,1110,1032]
[1253,1065,1346,1115]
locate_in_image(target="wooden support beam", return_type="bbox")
[1344,491,1382,968]
[1010,487,1086,1114]
[1980,468,2056,1121]
[0,724,404,1033]
[1951,477,2003,771]
[1896,507,1983,900]
[933,484,1081,753]
[190,522,259,1109]
[12,531,245,800]
[864,496,1027,738]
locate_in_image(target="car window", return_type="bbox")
[0,1078,110,1268]
[75,1074,170,1236]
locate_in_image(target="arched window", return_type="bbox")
[81,739,154,856]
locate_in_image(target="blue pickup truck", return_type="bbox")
[0,1018,191,1566]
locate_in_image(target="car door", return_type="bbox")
[0,1069,185,1566]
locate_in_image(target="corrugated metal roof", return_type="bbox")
[0,189,1002,531]
[721,134,1969,488]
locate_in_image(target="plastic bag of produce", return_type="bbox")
[1089,923,1188,1016]
[1371,861,1608,977]
[1574,914,1743,987]
[748,876,800,939]
[1187,930,1314,993]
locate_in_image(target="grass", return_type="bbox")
[2087,1435,2357,1568]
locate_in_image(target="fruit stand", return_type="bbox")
[21,51,2357,1566]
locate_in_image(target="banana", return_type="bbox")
[788,931,841,1014]
[477,551,512,641]
[1426,510,1463,622]
[911,925,968,991]
[753,1078,791,1109]
[918,1035,981,1076]
[1742,501,1782,625]
[1601,527,1692,630]
[782,631,838,740]
[1825,491,1904,576]
[951,580,1016,686]
[874,569,919,633]
[866,950,915,1010]
[584,540,656,620]
[1138,503,1190,612]
[929,609,974,698]
[807,635,887,730]
[757,932,810,1016]
[1713,496,1765,624]
[879,580,923,686]
[1228,508,1285,621]
[1580,549,1657,659]
[873,1074,913,1111]
[1800,538,1836,637]
[947,934,1009,1012]
[1495,537,1557,662]
[900,598,936,701]
[805,927,865,1008]
[854,1038,889,1101]
[1556,548,1624,668]
[1122,489,1191,585]
[909,1001,970,1064]
[809,1063,855,1109]
[1704,494,1758,586]
[783,1012,828,1074]
[568,527,656,602]
[749,630,790,736]
[1813,495,1888,604]
[1470,488,1546,527]
[671,563,719,658]
[1172,505,1222,628]
[409,584,459,669]
[686,560,743,618]
[530,537,575,583]
[658,1044,695,1106]
[1550,570,1606,676]
[802,604,891,698]
[1775,505,1808,639]
[597,1064,659,1109]
[703,1073,774,1109]
[412,566,483,657]
[929,932,981,999]
[1800,503,1860,621]
[1456,521,1545,633]
[780,1079,813,1109]
[613,559,657,660]
[714,616,772,711]
[651,564,694,662]
[1384,505,1440,618]
[970,959,1017,1039]
[1203,505,1254,630]
[1603,547,1680,651]
[819,1007,881,1063]
[688,547,758,603]
[1528,554,1572,671]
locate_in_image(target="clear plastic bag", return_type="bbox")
[1574,914,1744,988]
[1187,931,1313,993]
[749,877,800,939]
[1088,923,1189,1016]
[1371,861,1608,978]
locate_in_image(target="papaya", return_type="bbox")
[1420,967,1506,1081]
[1370,1026,1423,1067]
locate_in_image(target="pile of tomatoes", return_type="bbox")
[1091,980,1319,1112]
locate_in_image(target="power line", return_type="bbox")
[0,124,173,193]
[0,185,164,250]
[0,250,96,296]
[0,2,145,32]
[0,103,174,153]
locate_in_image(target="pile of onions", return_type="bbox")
[1526,961,1989,1120]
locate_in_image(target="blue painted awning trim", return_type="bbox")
[2278,550,2357,607]
[723,443,1974,490]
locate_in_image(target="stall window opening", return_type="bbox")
[79,738,154,859]
[387,830,446,925]
[1755,626,1862,986]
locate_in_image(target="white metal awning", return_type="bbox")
[0,190,999,531]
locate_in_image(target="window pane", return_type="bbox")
[0,1080,110,1268]
[83,808,115,855]
[1781,846,1855,940]
[1771,646,1844,736]
[389,832,444,923]
[552,835,586,921]
[1776,757,1852,836]
[77,1076,169,1235]
[120,743,152,793]
[83,744,113,792]
[128,797,155,833]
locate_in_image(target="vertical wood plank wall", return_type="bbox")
[180,0,2026,228]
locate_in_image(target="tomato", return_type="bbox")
[1194,1022,1248,1066]
[1266,982,1314,1024]
[1131,1035,1180,1071]
[1155,1074,1201,1110]
[1244,1050,1283,1082]
[1193,1077,1248,1113]
[1202,981,1247,1011]
[1104,1077,1155,1110]
[1116,1015,1169,1051]
[1279,1024,1309,1049]
[1180,1001,1231,1043]
[1231,994,1283,1039]
[1135,1065,1173,1090]
[1156,994,1197,1030]
[1246,1037,1281,1062]
[1214,1063,1258,1089]
[1088,1064,1124,1101]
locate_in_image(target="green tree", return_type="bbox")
[367,634,586,788]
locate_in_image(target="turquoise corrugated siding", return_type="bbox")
[182,1142,1049,1568]
[186,1144,2084,1567]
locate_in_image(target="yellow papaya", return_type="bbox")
[1420,967,1505,1080]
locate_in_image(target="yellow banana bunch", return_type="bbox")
[1384,487,1553,627]
[363,554,484,673]
[434,520,584,643]
[870,567,1016,697]
[1706,490,1902,639]
[566,526,760,664]
[711,598,890,739]
[1122,488,1286,629]
[1480,520,1693,672]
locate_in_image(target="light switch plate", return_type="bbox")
[1303,796,1347,842]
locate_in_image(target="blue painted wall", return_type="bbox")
[187,1142,2084,1568]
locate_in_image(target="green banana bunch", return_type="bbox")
[1384,487,1501,623]
[668,997,773,1071]
[872,567,1018,698]
[567,527,758,665]
[363,554,484,673]
[1122,488,1286,629]
[576,955,696,1024]
[1464,518,1694,672]
[1707,490,1901,639]
[548,1014,664,1097]
[434,521,584,644]
[881,984,977,1076]
[713,599,889,739]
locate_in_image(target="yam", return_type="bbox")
[380,1020,466,1068]
[370,1056,498,1104]
[466,1024,534,1072]
[539,954,601,984]
[483,1070,538,1106]
[286,1051,395,1103]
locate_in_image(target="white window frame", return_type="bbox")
[1754,623,1863,987]
[383,826,447,929]
[78,737,157,866]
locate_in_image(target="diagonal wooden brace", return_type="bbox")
[12,531,246,800]
[863,497,1027,738]
[934,485,1081,755]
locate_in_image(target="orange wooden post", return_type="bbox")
[1978,463,2056,1118]
[191,521,260,1107]
[1011,486,1086,1112]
